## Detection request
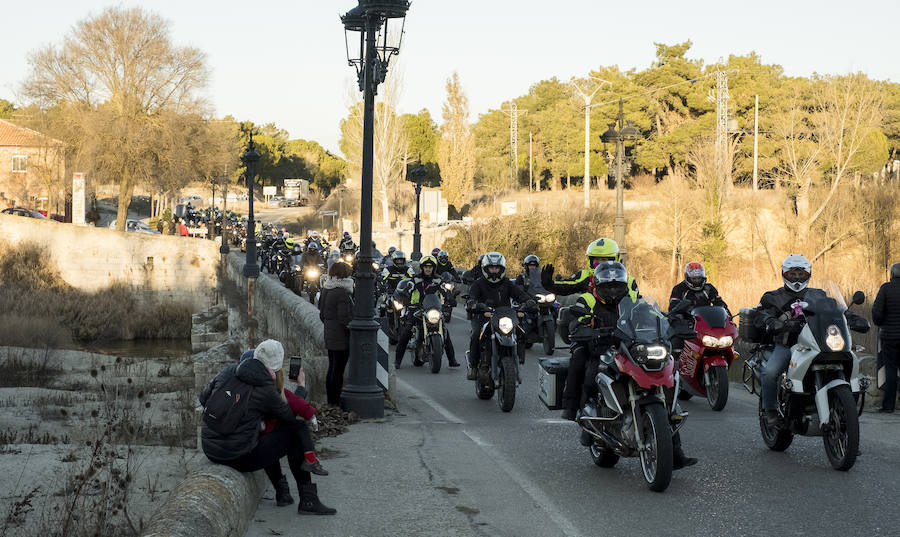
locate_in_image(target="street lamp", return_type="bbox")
[600,99,641,259]
[241,134,261,344]
[408,163,427,261]
[341,0,410,419]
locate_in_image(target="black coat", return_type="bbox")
[467,276,533,310]
[873,276,900,342]
[319,276,354,351]
[669,282,729,313]
[199,359,296,462]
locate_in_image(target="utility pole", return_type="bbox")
[715,70,729,186]
[571,77,610,208]
[753,94,759,191]
[502,103,527,190]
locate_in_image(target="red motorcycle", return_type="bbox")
[674,305,737,411]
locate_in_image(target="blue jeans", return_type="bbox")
[762,344,791,410]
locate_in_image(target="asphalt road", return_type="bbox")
[390,307,900,537]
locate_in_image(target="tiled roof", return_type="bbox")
[0,118,61,147]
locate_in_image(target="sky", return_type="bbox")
[1,0,898,156]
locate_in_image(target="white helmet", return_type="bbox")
[782,254,811,293]
[480,251,507,283]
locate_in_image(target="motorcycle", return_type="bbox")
[439,272,459,323]
[409,293,448,374]
[468,302,527,412]
[546,297,683,492]
[296,264,322,304]
[742,284,870,471]
[673,304,738,411]
[379,285,404,345]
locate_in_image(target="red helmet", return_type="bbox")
[684,262,707,291]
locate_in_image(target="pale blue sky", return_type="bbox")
[2,1,897,155]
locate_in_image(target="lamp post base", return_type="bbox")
[341,316,385,419]
[340,385,384,419]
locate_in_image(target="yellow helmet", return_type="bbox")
[585,238,620,267]
[419,255,437,268]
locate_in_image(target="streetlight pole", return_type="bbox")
[242,135,260,346]
[341,0,409,419]
[409,163,426,261]
[601,99,640,260]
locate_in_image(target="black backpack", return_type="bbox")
[203,374,255,435]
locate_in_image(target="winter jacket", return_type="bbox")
[669,282,729,314]
[199,359,296,462]
[319,275,354,351]
[873,276,900,342]
[467,277,534,312]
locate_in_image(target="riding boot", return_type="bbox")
[298,483,336,515]
[274,475,294,507]
[466,351,477,380]
[672,432,698,470]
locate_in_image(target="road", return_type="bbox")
[389,307,900,537]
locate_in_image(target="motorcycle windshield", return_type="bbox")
[796,288,850,353]
[811,280,849,312]
[691,306,728,328]
[525,267,549,295]
[616,297,669,344]
[421,293,443,309]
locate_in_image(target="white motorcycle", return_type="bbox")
[742,284,871,471]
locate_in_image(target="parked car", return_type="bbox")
[179,195,203,205]
[108,219,161,234]
[2,207,47,219]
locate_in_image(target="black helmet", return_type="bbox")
[388,246,397,255]
[592,261,628,304]
[480,252,507,283]
[523,254,539,268]
[437,250,449,265]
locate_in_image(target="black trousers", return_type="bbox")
[327,349,350,406]
[396,319,456,365]
[563,344,590,412]
[469,317,486,367]
[881,340,900,411]
[209,420,314,488]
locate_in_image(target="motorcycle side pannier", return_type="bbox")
[538,357,569,410]
[738,307,763,343]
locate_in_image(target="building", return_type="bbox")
[0,118,66,212]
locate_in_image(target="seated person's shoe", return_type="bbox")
[300,459,329,476]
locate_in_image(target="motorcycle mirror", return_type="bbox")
[852,291,865,305]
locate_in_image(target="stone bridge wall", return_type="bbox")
[0,214,218,311]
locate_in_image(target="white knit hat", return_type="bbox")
[254,339,285,372]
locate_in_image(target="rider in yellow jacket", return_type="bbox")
[541,238,638,299]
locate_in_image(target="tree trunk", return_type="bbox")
[381,194,390,227]
[796,186,810,246]
[115,175,133,232]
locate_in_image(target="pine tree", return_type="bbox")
[438,73,475,208]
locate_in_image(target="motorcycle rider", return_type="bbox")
[752,254,868,426]
[465,252,536,380]
[339,232,356,252]
[462,254,487,284]
[299,243,322,273]
[436,250,456,279]
[381,250,414,294]
[569,261,697,469]
[514,254,541,290]
[541,238,639,299]
[394,255,459,368]
[380,246,397,269]
[668,261,731,354]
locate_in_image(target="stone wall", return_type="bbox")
[0,213,218,311]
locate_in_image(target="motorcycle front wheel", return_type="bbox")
[430,334,443,374]
[497,354,517,412]
[705,365,729,411]
[823,385,859,471]
[759,399,793,451]
[639,403,673,492]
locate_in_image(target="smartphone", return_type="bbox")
[288,356,302,381]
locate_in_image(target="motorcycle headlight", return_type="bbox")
[646,345,667,360]
[306,268,319,279]
[293,266,301,272]
[544,293,555,303]
[443,283,454,291]
[392,299,404,311]
[426,309,441,324]
[345,255,353,262]
[372,262,380,270]
[718,336,733,348]
[498,317,514,335]
[702,335,718,347]
[825,325,845,351]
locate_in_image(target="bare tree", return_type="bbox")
[22,6,208,231]
[438,72,476,208]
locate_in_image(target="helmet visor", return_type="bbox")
[783,267,810,284]
[590,256,617,268]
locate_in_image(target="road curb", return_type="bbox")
[139,461,265,537]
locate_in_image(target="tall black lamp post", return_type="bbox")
[408,163,427,261]
[242,135,261,345]
[600,99,641,259]
[341,0,410,418]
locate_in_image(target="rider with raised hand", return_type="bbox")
[381,250,414,294]
[465,252,536,380]
[541,238,639,299]
[394,255,459,368]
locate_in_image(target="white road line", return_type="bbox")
[462,430,585,537]
[396,378,465,424]
[536,418,574,425]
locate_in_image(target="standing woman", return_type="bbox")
[319,261,354,406]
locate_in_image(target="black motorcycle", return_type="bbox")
[408,293,448,374]
[468,302,528,412]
